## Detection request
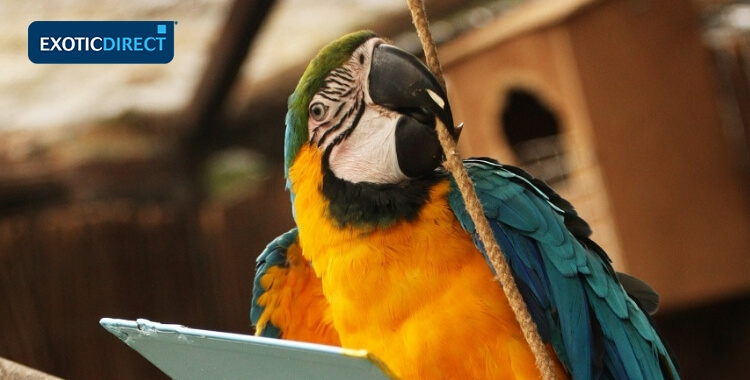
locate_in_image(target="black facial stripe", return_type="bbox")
[318,100,356,147]
[326,77,351,88]
[340,96,365,140]
[322,85,349,97]
[337,86,354,98]
[319,79,351,99]
[323,87,346,95]
[322,143,335,171]
[318,113,349,147]
[331,68,354,81]
[317,92,338,102]
[324,91,343,98]
[319,95,364,148]
[332,96,365,146]
[311,124,328,144]
[332,102,345,118]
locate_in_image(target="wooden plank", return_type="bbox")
[0,357,63,380]
[438,0,600,67]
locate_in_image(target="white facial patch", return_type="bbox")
[328,107,408,184]
[308,37,409,184]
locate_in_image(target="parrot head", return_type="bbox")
[285,31,456,186]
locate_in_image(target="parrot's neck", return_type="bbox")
[316,145,446,230]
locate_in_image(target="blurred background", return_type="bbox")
[1,0,749,378]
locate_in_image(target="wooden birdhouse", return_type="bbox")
[438,0,750,310]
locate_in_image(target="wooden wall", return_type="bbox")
[566,0,750,307]
[0,169,294,379]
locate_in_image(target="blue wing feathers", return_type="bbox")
[250,228,299,338]
[474,158,594,239]
[584,255,613,298]
[492,224,551,310]
[448,158,679,380]
[587,286,646,380]
[542,246,594,379]
[626,299,656,342]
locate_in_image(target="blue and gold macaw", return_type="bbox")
[251,31,679,379]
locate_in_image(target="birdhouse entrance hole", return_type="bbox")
[500,87,567,188]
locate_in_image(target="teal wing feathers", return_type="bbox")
[447,158,679,380]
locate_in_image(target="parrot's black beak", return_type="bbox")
[369,43,457,178]
[369,44,455,133]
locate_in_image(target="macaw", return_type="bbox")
[251,30,679,380]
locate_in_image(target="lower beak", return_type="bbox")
[368,44,458,178]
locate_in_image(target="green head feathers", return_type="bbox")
[284,30,376,181]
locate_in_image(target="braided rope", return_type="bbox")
[405,1,557,378]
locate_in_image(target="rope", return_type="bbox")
[405,1,557,379]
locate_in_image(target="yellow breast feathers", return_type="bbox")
[289,144,566,379]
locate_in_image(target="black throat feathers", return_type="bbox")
[321,147,447,230]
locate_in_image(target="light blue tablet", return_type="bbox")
[100,318,395,380]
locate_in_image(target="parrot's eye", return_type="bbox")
[359,53,365,64]
[310,102,328,121]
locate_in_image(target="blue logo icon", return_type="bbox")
[28,21,175,64]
